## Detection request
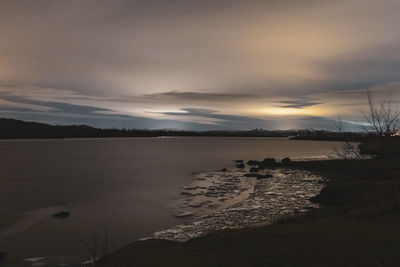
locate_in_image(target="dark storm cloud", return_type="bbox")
[278,98,322,109]
[0,93,109,114]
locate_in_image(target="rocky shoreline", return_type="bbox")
[143,161,325,242]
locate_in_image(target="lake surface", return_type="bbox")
[0,137,343,266]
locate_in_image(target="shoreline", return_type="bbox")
[99,157,400,267]
[0,136,293,142]
[143,168,324,242]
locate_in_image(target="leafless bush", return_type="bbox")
[335,90,400,202]
[362,91,400,137]
[333,119,366,160]
[335,90,400,159]
[80,227,113,267]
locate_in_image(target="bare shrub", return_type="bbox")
[335,90,400,203]
[80,227,113,267]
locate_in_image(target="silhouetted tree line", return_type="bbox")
[290,129,369,141]
[0,118,293,139]
[0,118,370,140]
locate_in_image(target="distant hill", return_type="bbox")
[0,118,104,139]
[0,118,293,139]
[0,118,368,140]
[0,118,51,129]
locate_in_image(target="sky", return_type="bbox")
[0,0,400,130]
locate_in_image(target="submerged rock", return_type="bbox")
[52,211,70,219]
[234,160,244,163]
[221,168,228,172]
[183,185,199,190]
[181,191,196,196]
[281,157,291,164]
[188,201,203,208]
[173,211,195,218]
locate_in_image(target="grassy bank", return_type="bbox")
[99,158,400,267]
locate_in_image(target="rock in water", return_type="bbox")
[188,201,203,208]
[258,158,276,169]
[173,211,194,218]
[235,163,245,169]
[247,160,260,166]
[52,211,70,219]
[249,167,259,173]
[256,174,273,180]
[183,185,199,190]
[234,160,244,163]
[281,157,291,164]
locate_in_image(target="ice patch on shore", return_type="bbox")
[143,168,324,242]
[169,169,257,219]
[0,206,67,243]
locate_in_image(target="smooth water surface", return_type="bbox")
[0,137,343,265]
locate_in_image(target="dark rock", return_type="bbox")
[235,163,245,169]
[173,211,194,218]
[181,191,196,196]
[262,158,276,164]
[258,158,276,169]
[221,168,228,172]
[244,173,258,178]
[247,160,260,166]
[309,196,319,203]
[183,185,199,190]
[256,174,273,180]
[0,252,6,263]
[281,157,291,164]
[249,167,259,173]
[234,160,244,163]
[52,211,70,219]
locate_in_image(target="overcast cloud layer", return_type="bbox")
[0,0,400,130]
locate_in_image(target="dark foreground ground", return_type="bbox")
[99,158,400,267]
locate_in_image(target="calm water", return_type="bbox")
[0,137,343,266]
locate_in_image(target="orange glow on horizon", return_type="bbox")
[242,105,333,117]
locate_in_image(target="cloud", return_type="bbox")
[140,91,255,103]
[0,91,358,131]
[0,1,400,129]
[0,92,109,115]
[278,98,322,109]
